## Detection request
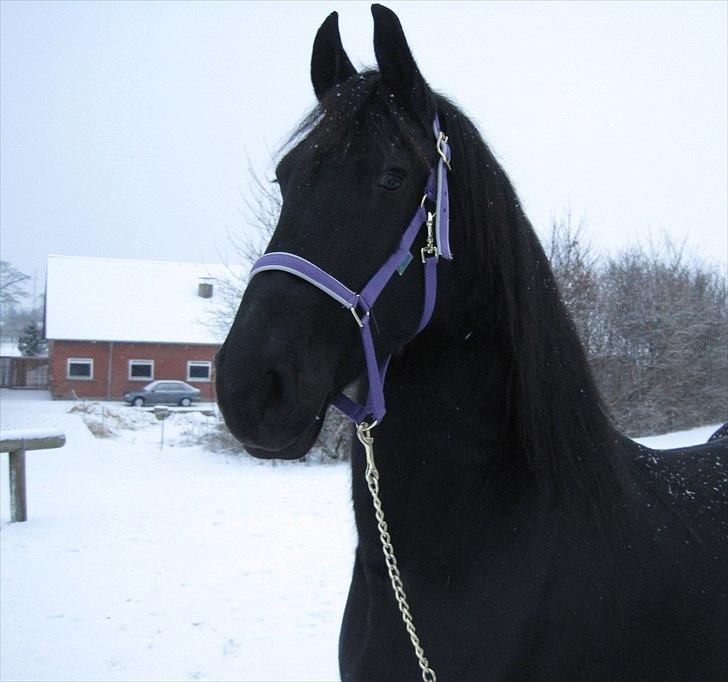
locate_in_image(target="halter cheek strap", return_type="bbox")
[249,117,452,424]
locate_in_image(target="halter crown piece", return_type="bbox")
[250,117,452,426]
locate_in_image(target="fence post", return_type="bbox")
[1,432,65,522]
[8,448,27,523]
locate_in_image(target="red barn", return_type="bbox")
[45,255,235,401]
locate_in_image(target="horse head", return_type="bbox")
[216,5,453,459]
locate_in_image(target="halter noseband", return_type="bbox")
[250,117,452,425]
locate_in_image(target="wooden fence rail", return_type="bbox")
[0,430,66,522]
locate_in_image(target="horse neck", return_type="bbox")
[351,239,626,561]
[351,319,534,559]
[381,321,515,470]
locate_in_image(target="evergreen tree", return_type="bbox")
[17,322,47,357]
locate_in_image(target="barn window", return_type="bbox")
[129,360,154,381]
[67,358,93,380]
[187,361,211,382]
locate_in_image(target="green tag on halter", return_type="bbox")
[397,251,413,276]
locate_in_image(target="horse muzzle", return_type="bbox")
[215,325,329,459]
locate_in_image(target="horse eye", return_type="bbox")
[380,172,404,192]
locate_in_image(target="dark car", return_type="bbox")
[123,380,202,407]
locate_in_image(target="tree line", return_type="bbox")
[548,215,726,436]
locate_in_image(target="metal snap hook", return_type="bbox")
[421,212,439,263]
[436,132,452,170]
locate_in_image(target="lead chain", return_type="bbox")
[356,422,437,682]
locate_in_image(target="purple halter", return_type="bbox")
[250,118,452,425]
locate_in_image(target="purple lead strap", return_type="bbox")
[249,118,452,424]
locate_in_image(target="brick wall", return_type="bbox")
[49,340,219,400]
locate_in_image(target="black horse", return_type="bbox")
[216,6,727,680]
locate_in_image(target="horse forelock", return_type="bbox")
[278,71,434,177]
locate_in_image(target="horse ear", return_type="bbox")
[311,12,357,101]
[371,4,434,123]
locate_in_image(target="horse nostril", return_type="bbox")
[257,368,296,425]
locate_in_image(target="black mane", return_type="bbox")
[435,92,628,511]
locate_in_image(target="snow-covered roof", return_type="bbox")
[45,255,241,345]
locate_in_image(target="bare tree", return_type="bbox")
[596,235,727,435]
[0,260,30,307]
[550,220,727,436]
[0,261,34,346]
[547,211,606,359]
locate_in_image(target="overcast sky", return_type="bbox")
[1,0,726,294]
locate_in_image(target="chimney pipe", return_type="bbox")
[198,277,213,299]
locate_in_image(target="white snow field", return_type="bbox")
[0,390,356,682]
[0,389,721,681]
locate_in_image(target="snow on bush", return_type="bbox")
[69,401,157,438]
[67,398,353,462]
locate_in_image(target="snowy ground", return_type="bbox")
[0,389,722,682]
[0,390,355,682]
